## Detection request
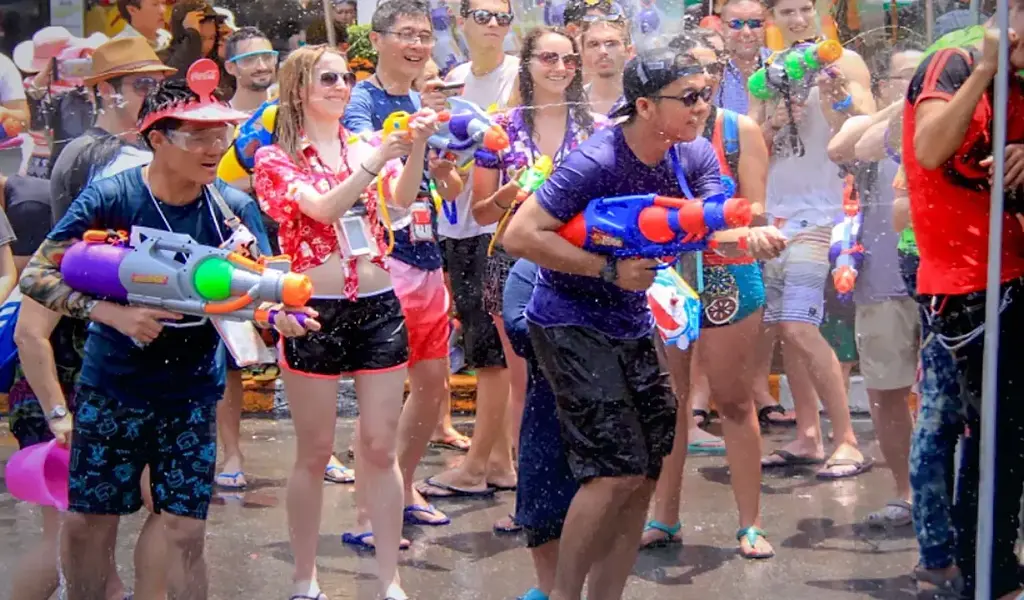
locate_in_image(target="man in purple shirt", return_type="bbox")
[504,48,722,600]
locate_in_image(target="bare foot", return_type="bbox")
[761,439,825,467]
[738,528,775,559]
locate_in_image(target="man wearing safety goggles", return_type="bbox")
[224,26,279,114]
[18,65,317,599]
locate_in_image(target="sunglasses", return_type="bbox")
[581,13,625,23]
[651,86,714,107]
[227,50,279,68]
[318,70,357,87]
[465,9,514,26]
[533,51,581,70]
[130,76,160,95]
[727,18,765,30]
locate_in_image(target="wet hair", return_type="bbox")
[670,29,727,64]
[138,79,195,149]
[92,76,124,114]
[518,27,593,136]
[459,0,513,17]
[274,45,347,165]
[224,26,270,61]
[117,0,142,23]
[372,0,431,33]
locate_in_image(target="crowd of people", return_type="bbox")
[0,0,1022,599]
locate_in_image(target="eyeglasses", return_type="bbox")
[581,13,625,23]
[318,70,357,88]
[533,51,581,70]
[129,76,160,96]
[227,50,279,68]
[651,86,713,107]
[727,18,765,30]
[584,39,625,51]
[377,29,435,45]
[464,9,514,26]
[166,126,235,152]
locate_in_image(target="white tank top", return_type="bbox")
[765,87,844,228]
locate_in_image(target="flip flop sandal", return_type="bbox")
[913,564,966,599]
[417,476,497,499]
[761,449,826,468]
[429,436,471,452]
[736,526,775,559]
[403,504,451,526]
[866,500,914,528]
[493,514,523,534]
[758,404,797,427]
[341,531,411,552]
[215,471,248,490]
[518,588,549,600]
[289,594,328,600]
[487,481,518,492]
[640,520,682,549]
[692,409,713,429]
[687,439,727,456]
[324,464,355,484]
[816,456,875,480]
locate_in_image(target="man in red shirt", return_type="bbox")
[903,6,1024,597]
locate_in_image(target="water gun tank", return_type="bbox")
[217,100,279,184]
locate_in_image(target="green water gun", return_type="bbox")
[515,155,554,202]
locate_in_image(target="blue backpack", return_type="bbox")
[0,294,21,393]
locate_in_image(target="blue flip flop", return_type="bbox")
[215,471,248,490]
[687,440,727,456]
[403,504,451,526]
[324,464,355,484]
[341,531,411,552]
[518,588,549,600]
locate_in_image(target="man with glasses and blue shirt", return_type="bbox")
[716,0,772,114]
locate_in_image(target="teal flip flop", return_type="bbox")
[641,520,682,549]
[736,526,775,559]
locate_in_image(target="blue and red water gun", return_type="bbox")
[427,97,509,168]
[217,99,279,184]
[828,183,863,302]
[558,193,752,262]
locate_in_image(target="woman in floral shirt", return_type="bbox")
[252,45,437,600]
[470,24,606,580]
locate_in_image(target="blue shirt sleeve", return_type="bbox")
[47,182,106,243]
[684,138,725,199]
[533,150,599,223]
[343,85,376,134]
[501,259,538,359]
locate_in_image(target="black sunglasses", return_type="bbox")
[464,8,514,26]
[727,18,764,30]
[533,51,581,70]
[651,86,713,107]
[318,71,357,87]
[130,76,160,95]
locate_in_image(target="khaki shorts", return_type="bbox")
[855,297,921,390]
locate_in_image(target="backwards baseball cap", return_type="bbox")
[137,58,249,132]
[609,47,705,120]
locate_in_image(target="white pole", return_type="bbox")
[925,0,934,45]
[323,0,337,46]
[975,1,1010,598]
[968,0,981,24]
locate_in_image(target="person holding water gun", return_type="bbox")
[470,25,606,579]
[632,31,786,559]
[503,47,781,600]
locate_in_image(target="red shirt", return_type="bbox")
[903,48,1024,295]
[253,129,392,300]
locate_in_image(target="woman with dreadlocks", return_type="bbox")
[470,24,606,569]
[252,45,438,600]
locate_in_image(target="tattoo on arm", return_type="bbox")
[19,239,95,320]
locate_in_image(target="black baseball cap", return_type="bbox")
[609,47,705,120]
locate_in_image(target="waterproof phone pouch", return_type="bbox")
[214,318,274,367]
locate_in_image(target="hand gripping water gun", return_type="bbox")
[558,193,753,262]
[427,96,510,168]
[489,155,554,256]
[747,39,844,103]
[647,266,701,351]
[216,99,279,183]
[828,189,863,303]
[60,227,313,326]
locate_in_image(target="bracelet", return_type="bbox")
[832,94,853,112]
[359,162,379,177]
[494,196,512,210]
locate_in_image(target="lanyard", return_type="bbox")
[144,179,225,245]
[669,146,695,200]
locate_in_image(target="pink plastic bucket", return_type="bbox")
[4,440,70,510]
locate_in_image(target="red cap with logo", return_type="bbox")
[137,59,249,132]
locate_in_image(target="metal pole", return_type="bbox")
[323,0,337,47]
[975,2,1010,598]
[968,0,981,24]
[925,0,934,45]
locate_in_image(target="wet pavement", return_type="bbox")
[0,417,919,599]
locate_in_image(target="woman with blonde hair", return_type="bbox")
[253,44,438,600]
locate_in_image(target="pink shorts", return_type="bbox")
[389,259,451,366]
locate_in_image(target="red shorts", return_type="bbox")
[389,259,450,366]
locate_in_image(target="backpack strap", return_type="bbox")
[722,109,741,179]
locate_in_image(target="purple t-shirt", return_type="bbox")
[525,126,723,339]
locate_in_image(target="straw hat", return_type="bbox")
[13,26,73,73]
[83,37,177,86]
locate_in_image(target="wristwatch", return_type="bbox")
[83,298,99,320]
[47,405,69,421]
[599,258,618,284]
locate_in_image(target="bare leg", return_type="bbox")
[689,345,712,424]
[162,513,208,600]
[702,312,773,557]
[283,371,340,592]
[762,331,827,464]
[530,541,561,595]
[549,476,648,600]
[11,507,61,600]
[399,358,450,522]
[354,368,409,596]
[640,345,691,547]
[867,386,914,502]
[215,369,246,485]
[62,513,119,600]
[752,324,779,409]
[134,481,168,600]
[494,313,527,467]
[588,481,656,600]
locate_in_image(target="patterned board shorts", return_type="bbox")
[763,225,831,326]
